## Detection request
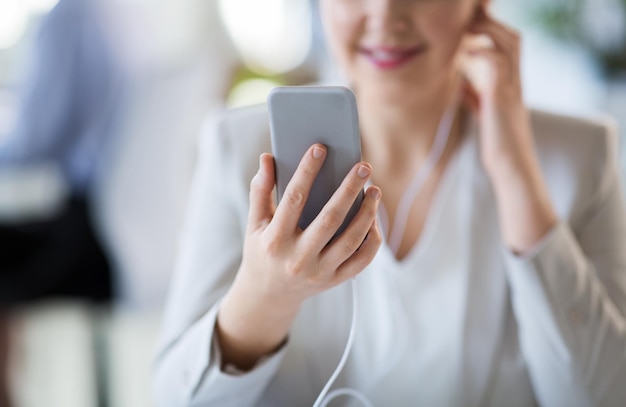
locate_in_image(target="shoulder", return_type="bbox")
[197,103,271,198]
[529,108,620,223]
[530,108,618,180]
[199,103,270,157]
[530,109,617,159]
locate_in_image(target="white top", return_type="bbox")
[353,134,467,407]
[153,105,626,407]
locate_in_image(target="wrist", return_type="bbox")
[216,271,301,370]
[227,271,302,322]
[486,157,558,254]
[233,264,304,315]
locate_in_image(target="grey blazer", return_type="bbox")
[154,105,626,407]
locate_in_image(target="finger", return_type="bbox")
[248,153,277,231]
[469,14,520,59]
[466,48,510,82]
[471,8,520,47]
[320,186,381,268]
[270,144,327,239]
[332,218,382,285]
[304,162,372,251]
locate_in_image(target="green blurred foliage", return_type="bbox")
[533,0,626,77]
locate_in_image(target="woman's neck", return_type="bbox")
[358,73,464,170]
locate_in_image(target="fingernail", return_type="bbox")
[313,146,325,159]
[358,165,371,179]
[370,188,381,200]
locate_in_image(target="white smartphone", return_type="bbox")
[268,86,364,237]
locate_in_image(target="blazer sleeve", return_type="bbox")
[502,123,626,407]
[152,114,286,407]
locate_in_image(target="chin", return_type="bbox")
[353,69,434,102]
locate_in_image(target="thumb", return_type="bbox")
[248,153,276,230]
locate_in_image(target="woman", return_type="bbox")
[153,1,626,406]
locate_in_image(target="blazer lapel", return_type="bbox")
[459,134,508,407]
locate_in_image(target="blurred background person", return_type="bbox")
[0,0,119,302]
[0,0,120,404]
[0,0,241,405]
[0,0,243,308]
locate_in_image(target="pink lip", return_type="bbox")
[360,45,426,70]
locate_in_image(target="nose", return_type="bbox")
[366,0,411,33]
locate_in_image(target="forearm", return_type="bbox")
[217,270,300,371]
[487,153,557,255]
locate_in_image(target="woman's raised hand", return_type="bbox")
[462,6,534,174]
[462,6,557,255]
[217,144,381,370]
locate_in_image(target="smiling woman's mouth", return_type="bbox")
[360,45,427,70]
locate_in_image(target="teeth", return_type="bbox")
[371,50,402,61]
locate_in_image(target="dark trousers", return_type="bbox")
[0,196,112,305]
[0,196,112,407]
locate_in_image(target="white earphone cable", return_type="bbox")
[313,278,368,407]
[313,81,462,407]
[387,88,462,255]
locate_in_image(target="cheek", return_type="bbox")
[321,4,363,68]
[420,5,473,55]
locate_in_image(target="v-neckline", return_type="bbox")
[376,121,475,268]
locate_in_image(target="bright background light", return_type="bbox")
[24,0,60,15]
[0,0,60,50]
[218,0,312,74]
[227,78,281,108]
[0,0,29,50]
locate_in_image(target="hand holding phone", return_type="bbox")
[217,144,381,370]
[217,87,382,368]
